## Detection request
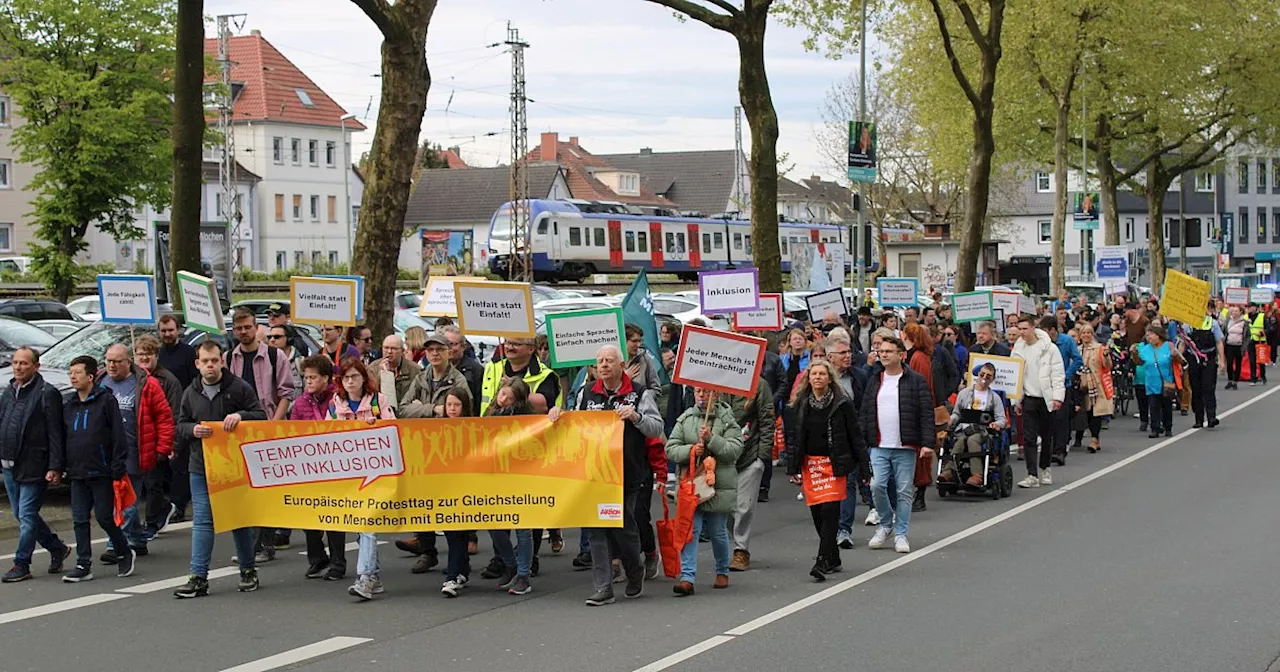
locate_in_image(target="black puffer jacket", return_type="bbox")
[932,342,959,406]
[761,350,785,411]
[787,394,866,479]
[859,367,936,451]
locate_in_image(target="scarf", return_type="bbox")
[808,388,834,411]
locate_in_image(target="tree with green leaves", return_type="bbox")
[350,0,438,340]
[638,0,782,292]
[0,0,174,302]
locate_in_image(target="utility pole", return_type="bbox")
[1179,171,1188,272]
[505,24,531,283]
[216,14,246,283]
[731,106,743,270]
[855,0,868,298]
[1081,71,1091,282]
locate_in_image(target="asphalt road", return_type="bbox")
[2,382,1278,672]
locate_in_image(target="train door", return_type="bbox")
[688,223,702,268]
[608,220,623,268]
[550,218,564,260]
[649,221,664,268]
[810,229,820,243]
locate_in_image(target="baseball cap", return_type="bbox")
[425,333,449,347]
[266,302,289,316]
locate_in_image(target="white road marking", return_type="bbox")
[0,522,193,562]
[218,636,373,672]
[0,593,131,625]
[632,384,1280,671]
[116,566,241,594]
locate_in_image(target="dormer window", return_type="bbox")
[295,89,315,108]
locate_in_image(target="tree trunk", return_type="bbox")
[169,0,205,310]
[351,1,436,340]
[736,7,781,293]
[1145,161,1167,287]
[54,225,83,304]
[1095,116,1120,246]
[1050,101,1069,296]
[955,112,994,292]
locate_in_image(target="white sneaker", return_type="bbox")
[894,535,911,553]
[868,527,891,549]
[864,509,880,526]
[836,530,853,549]
[796,492,804,501]
[1039,468,1053,485]
[441,576,467,597]
[1017,474,1041,488]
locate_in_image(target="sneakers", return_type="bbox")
[272,531,291,550]
[584,587,616,606]
[868,527,891,549]
[497,567,518,590]
[531,556,540,577]
[645,552,660,579]
[894,536,911,553]
[158,503,177,533]
[864,509,880,526]
[116,548,136,578]
[508,575,533,596]
[63,564,93,583]
[1017,474,1041,488]
[324,566,345,581]
[729,549,749,572]
[238,569,259,592]
[2,565,32,583]
[306,560,331,579]
[549,531,564,554]
[1208,418,1220,428]
[757,489,769,503]
[173,575,209,598]
[410,555,437,574]
[441,575,468,597]
[625,568,644,598]
[479,558,505,579]
[253,549,275,564]
[809,559,826,582]
[1039,469,1053,486]
[347,574,382,601]
[571,552,592,570]
[48,545,72,574]
[836,530,854,550]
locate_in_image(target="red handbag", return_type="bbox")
[654,493,682,579]
[113,478,137,527]
[672,451,701,553]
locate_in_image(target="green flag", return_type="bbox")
[621,269,669,384]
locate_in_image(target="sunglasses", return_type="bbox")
[267,334,286,340]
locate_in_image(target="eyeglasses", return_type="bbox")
[830,349,851,356]
[357,337,373,343]
[341,374,364,382]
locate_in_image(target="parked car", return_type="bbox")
[31,319,89,340]
[0,298,78,322]
[0,256,34,274]
[66,295,102,321]
[651,294,730,331]
[0,316,93,370]
[226,299,285,319]
[395,291,421,311]
[393,309,500,361]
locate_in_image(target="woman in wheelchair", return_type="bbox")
[939,363,1007,488]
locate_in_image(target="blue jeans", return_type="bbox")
[106,473,146,551]
[443,531,471,581]
[838,478,858,535]
[356,533,380,577]
[189,472,255,578]
[3,469,65,568]
[870,448,916,538]
[514,529,534,577]
[679,510,730,583]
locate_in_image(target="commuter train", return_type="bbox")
[486,199,850,282]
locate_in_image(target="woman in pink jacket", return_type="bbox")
[328,357,396,601]
[291,355,346,581]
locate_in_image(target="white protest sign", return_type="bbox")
[876,278,919,308]
[698,268,760,313]
[672,325,767,397]
[239,424,403,489]
[290,276,358,327]
[804,287,847,322]
[96,274,157,324]
[951,290,994,323]
[1225,286,1250,306]
[1017,295,1036,317]
[732,293,784,331]
[965,353,1025,401]
[453,280,535,338]
[544,307,627,368]
[176,271,223,334]
[992,291,1020,318]
[420,276,485,317]
[1251,287,1276,305]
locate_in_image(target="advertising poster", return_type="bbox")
[847,120,878,183]
[421,229,474,287]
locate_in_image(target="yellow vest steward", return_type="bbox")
[480,358,561,416]
[1249,313,1265,341]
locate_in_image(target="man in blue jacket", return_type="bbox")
[1042,316,1081,464]
[0,347,71,582]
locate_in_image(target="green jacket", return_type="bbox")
[665,403,743,514]
[727,379,774,472]
[397,364,470,418]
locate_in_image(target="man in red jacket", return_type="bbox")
[98,343,174,563]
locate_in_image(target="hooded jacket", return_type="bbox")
[96,364,174,475]
[63,385,128,481]
[177,369,266,476]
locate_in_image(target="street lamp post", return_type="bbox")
[340,112,357,267]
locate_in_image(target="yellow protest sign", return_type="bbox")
[1158,269,1210,326]
[202,413,623,533]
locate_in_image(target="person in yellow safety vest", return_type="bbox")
[480,336,563,415]
[1246,304,1268,385]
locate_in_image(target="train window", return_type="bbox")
[713,232,724,249]
[666,232,676,253]
[780,237,788,256]
[702,233,711,253]
[593,228,605,247]
[536,217,549,235]
[637,231,648,253]
[569,227,582,246]
[675,232,686,253]
[625,231,635,252]
[733,232,743,250]
[744,234,752,254]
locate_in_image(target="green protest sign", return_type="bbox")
[176,271,223,334]
[544,307,627,369]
